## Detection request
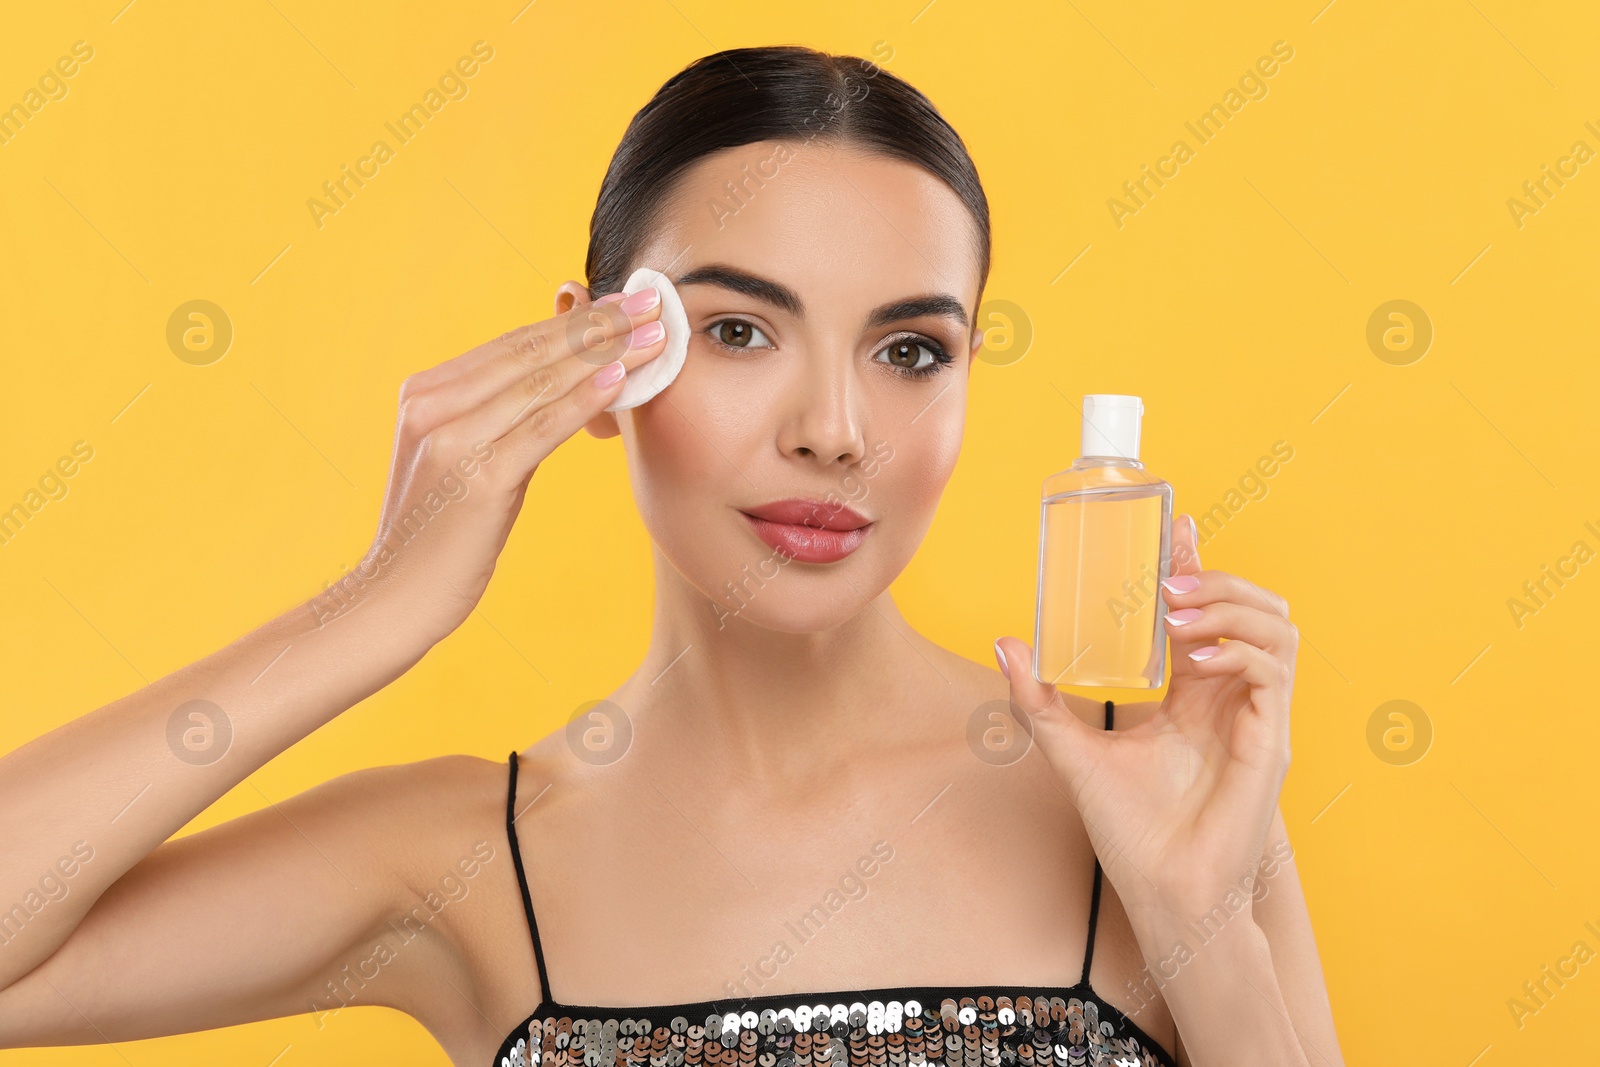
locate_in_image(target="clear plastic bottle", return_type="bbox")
[1032,395,1174,689]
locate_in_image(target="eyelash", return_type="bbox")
[703,318,955,380]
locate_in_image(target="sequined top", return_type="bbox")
[494,701,1176,1067]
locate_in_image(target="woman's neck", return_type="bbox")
[615,553,948,785]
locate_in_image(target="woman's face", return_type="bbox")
[560,140,985,634]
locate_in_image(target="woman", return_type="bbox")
[0,46,1339,1067]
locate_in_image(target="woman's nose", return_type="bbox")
[777,362,866,467]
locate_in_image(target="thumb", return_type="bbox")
[993,635,1108,791]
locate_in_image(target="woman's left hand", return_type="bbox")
[992,513,1298,923]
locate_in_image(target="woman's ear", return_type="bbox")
[553,281,592,316]
[583,406,622,439]
[553,281,622,439]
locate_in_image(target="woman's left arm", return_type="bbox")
[995,514,1344,1067]
[1125,802,1342,1067]
[1244,805,1343,1066]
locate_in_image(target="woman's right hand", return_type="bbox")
[330,286,668,648]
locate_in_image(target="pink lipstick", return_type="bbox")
[738,498,873,564]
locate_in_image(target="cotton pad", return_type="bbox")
[604,267,691,412]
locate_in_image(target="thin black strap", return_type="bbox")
[506,751,552,1002]
[1079,700,1115,986]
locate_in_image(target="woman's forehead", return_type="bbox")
[638,143,982,317]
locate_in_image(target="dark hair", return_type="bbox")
[585,45,991,317]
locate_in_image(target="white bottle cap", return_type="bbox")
[1081,394,1143,459]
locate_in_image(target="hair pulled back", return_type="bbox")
[585,45,991,312]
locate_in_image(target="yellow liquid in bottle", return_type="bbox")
[1034,463,1171,688]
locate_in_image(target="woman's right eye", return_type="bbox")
[706,318,775,351]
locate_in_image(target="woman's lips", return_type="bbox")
[739,511,871,563]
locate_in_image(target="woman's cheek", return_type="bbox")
[883,394,966,508]
[623,377,758,563]
[627,402,706,524]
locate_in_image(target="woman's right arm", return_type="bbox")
[0,555,440,995]
[0,286,665,1042]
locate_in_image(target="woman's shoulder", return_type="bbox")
[318,749,579,875]
[361,750,515,809]
[421,743,586,836]
[312,752,525,875]
[287,751,565,1042]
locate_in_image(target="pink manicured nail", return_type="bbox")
[594,360,626,387]
[627,321,665,349]
[594,293,626,306]
[1188,646,1220,661]
[620,287,660,315]
[993,640,1010,679]
[1162,575,1200,595]
[1166,608,1204,626]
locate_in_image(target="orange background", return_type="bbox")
[2,0,1598,1062]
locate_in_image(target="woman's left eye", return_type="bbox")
[876,337,953,379]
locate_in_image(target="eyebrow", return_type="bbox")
[672,263,970,331]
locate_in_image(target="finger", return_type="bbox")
[1160,566,1289,672]
[1162,574,1291,689]
[447,317,669,445]
[1182,636,1283,687]
[409,292,630,392]
[1164,572,1288,615]
[1180,638,1293,752]
[1163,561,1289,621]
[1205,651,1294,846]
[491,352,635,476]
[495,287,662,380]
[1163,599,1297,657]
[407,290,661,419]
[993,636,1110,799]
